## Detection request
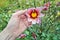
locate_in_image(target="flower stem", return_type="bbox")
[34,0,36,8]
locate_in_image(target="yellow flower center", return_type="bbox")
[31,12,37,18]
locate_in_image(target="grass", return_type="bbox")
[0,0,60,40]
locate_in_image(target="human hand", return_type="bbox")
[7,9,31,36]
[0,9,31,40]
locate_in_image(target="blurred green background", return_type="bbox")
[0,0,60,40]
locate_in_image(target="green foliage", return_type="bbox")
[0,0,60,40]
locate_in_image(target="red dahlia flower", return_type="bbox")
[25,2,50,24]
[25,8,44,24]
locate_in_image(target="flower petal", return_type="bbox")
[43,6,48,10]
[40,13,45,17]
[27,8,35,14]
[32,20,37,24]
[25,12,30,17]
[36,7,44,12]
[36,18,41,24]
[28,18,32,22]
[44,2,50,7]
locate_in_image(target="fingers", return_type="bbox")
[28,22,32,27]
[12,9,27,17]
[16,9,27,16]
[20,14,27,19]
[23,20,32,28]
[20,14,32,28]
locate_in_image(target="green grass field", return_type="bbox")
[0,0,60,40]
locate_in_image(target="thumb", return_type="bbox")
[13,9,27,16]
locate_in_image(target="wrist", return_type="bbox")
[0,28,16,40]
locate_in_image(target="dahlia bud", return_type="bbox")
[19,34,26,38]
[44,2,51,7]
[32,32,37,39]
[43,7,48,10]
[43,2,51,10]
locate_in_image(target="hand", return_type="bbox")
[7,9,31,36]
[0,9,31,40]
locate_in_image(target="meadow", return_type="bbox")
[0,0,60,40]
